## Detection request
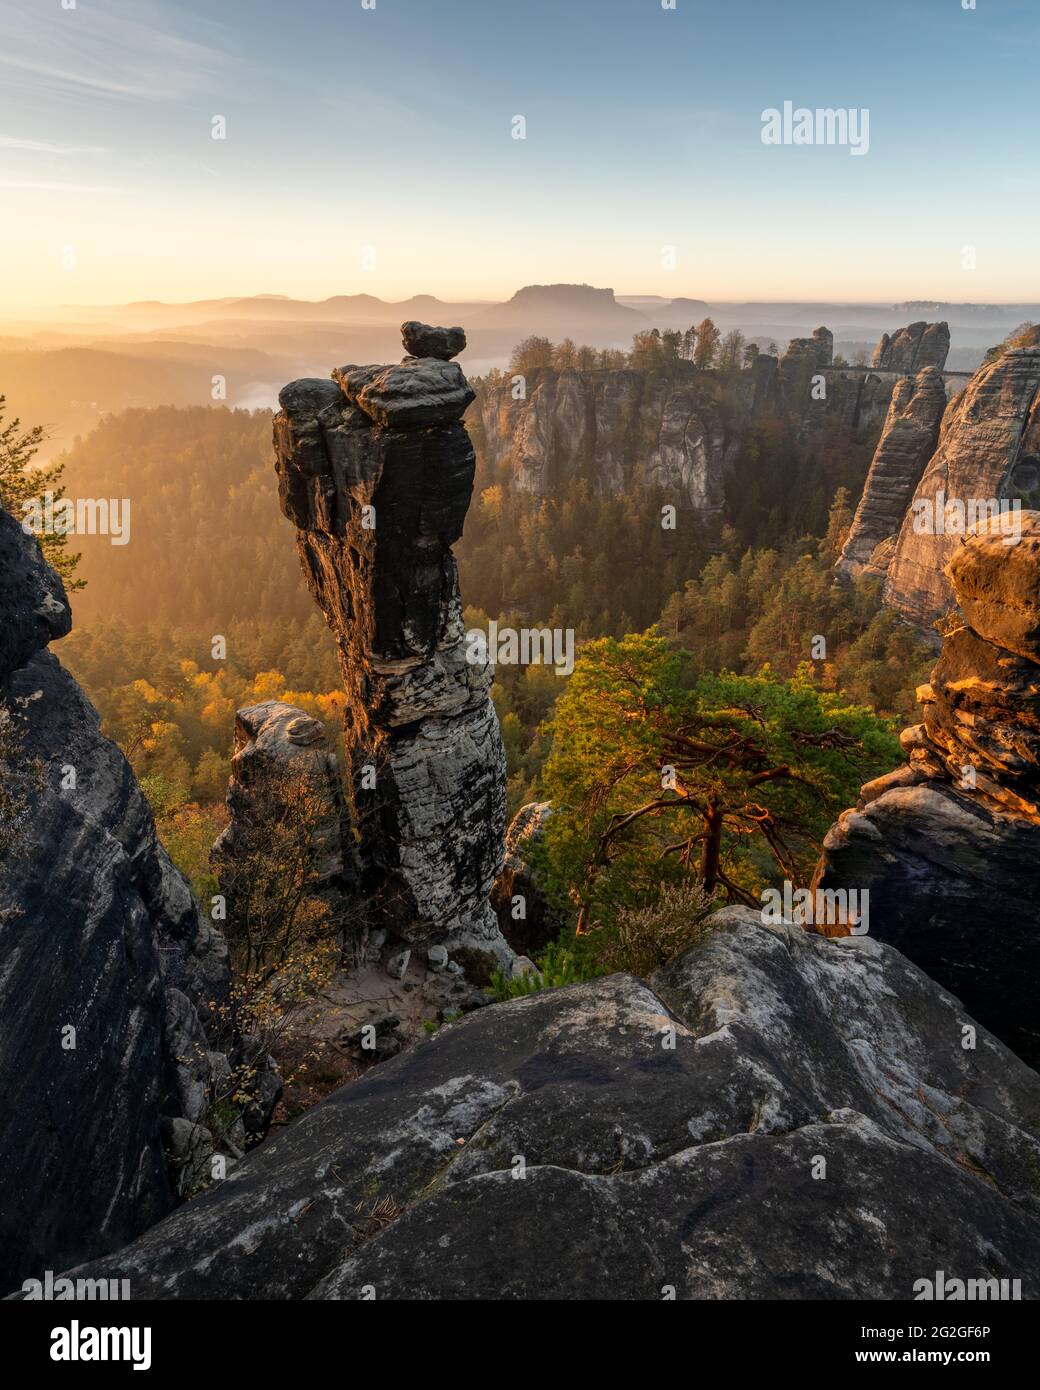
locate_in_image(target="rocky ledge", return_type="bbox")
[61,909,1040,1300]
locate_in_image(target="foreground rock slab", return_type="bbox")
[64,909,1040,1300]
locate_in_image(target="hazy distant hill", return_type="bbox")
[0,345,284,461]
[56,292,490,332]
[3,285,1026,453]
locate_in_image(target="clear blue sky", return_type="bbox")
[0,0,1036,307]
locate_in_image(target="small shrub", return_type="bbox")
[588,880,720,977]
[490,939,600,1001]
[490,880,722,1000]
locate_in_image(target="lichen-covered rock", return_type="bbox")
[883,345,1040,627]
[0,509,236,1290]
[836,367,948,579]
[62,909,1040,1300]
[274,331,511,971]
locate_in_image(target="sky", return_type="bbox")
[0,0,1037,311]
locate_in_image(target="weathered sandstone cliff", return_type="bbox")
[478,365,736,516]
[816,514,1040,1067]
[882,345,1040,627]
[872,320,951,373]
[836,367,948,579]
[273,327,511,969]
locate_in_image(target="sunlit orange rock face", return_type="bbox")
[814,513,1040,1067]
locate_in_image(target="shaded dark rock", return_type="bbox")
[63,909,1040,1300]
[0,508,71,677]
[401,320,466,361]
[0,509,237,1289]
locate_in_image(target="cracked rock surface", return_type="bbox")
[63,909,1040,1300]
[0,509,237,1290]
[273,331,510,969]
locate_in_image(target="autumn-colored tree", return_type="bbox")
[693,317,721,369]
[509,335,555,373]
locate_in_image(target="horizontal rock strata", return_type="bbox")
[273,328,511,969]
[816,514,1040,1067]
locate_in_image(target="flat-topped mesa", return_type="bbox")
[273,325,511,967]
[872,320,950,373]
[836,366,948,580]
[815,513,1040,1067]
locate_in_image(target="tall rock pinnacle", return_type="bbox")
[273,325,511,967]
[836,366,948,580]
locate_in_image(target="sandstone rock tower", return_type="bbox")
[815,513,1040,1067]
[836,366,948,580]
[273,324,510,966]
[871,320,950,373]
[882,344,1040,626]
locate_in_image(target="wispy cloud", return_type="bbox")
[0,134,110,155]
[0,179,126,194]
[0,0,235,106]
